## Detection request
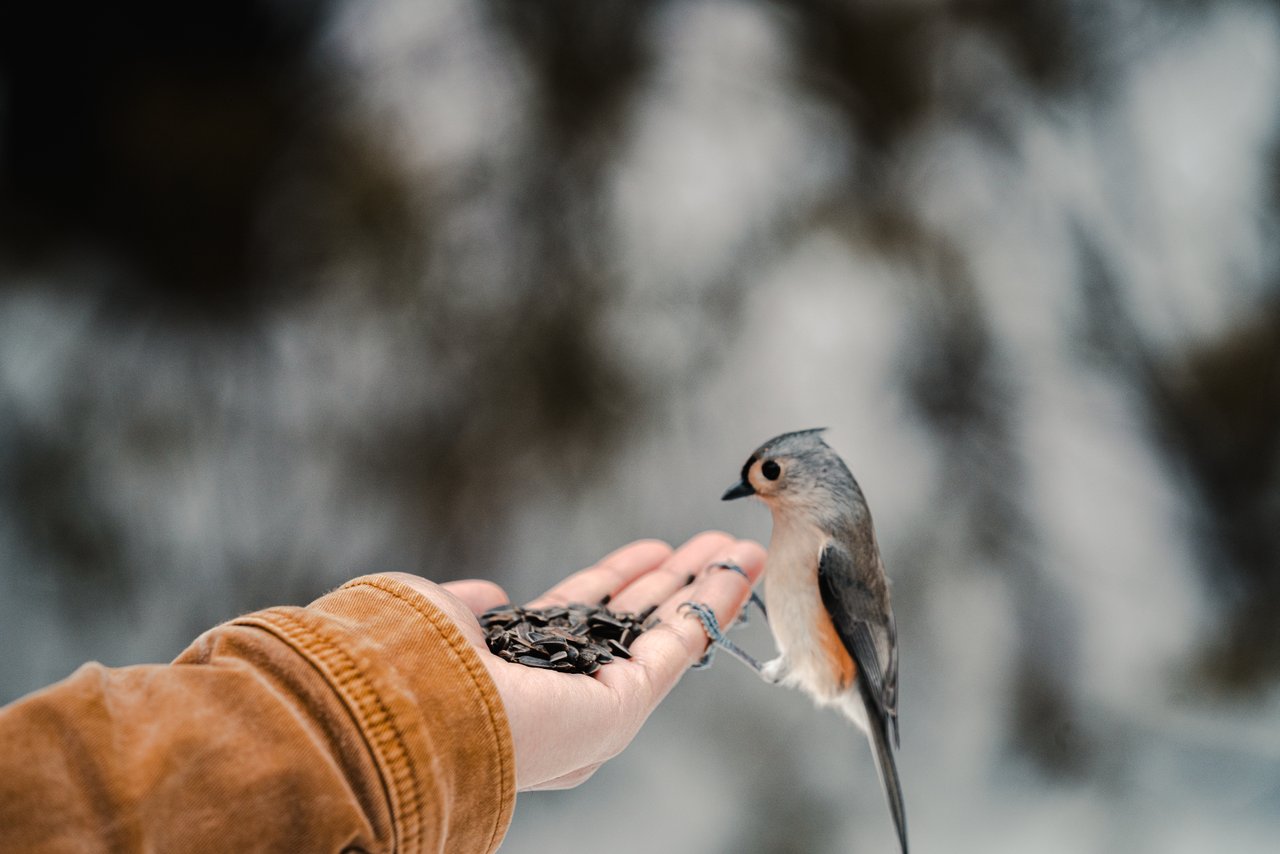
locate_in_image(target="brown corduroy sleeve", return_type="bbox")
[0,575,516,853]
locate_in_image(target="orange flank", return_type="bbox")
[817,609,856,691]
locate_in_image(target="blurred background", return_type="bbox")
[2,0,1279,851]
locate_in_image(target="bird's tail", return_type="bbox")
[856,679,908,853]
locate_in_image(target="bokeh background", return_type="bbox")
[3,1,1279,851]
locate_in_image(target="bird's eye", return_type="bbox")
[761,460,781,481]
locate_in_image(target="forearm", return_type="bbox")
[0,576,516,854]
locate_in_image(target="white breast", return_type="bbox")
[763,513,845,705]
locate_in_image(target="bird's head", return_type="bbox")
[722,428,858,518]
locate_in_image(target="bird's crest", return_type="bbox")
[759,427,829,453]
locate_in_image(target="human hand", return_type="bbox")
[386,531,765,791]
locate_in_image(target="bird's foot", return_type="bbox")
[679,601,767,674]
[707,561,768,626]
[679,602,723,669]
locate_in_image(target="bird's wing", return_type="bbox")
[817,542,900,746]
[884,608,900,746]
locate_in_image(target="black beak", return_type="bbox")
[721,479,755,501]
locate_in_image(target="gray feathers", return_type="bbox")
[750,431,896,714]
[857,671,909,853]
[735,429,906,852]
[818,544,899,745]
[750,429,876,565]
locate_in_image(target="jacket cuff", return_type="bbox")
[233,575,516,854]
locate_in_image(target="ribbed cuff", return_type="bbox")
[233,575,516,854]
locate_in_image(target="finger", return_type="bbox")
[522,762,602,792]
[620,539,766,702]
[608,530,736,614]
[440,579,511,615]
[525,539,673,609]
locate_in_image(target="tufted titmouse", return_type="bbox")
[683,428,907,852]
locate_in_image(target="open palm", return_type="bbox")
[388,531,765,790]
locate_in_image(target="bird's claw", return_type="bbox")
[679,601,724,669]
[707,561,768,625]
[708,562,753,625]
[709,561,749,581]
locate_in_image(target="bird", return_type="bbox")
[682,428,907,852]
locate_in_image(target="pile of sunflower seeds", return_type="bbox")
[480,599,658,675]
